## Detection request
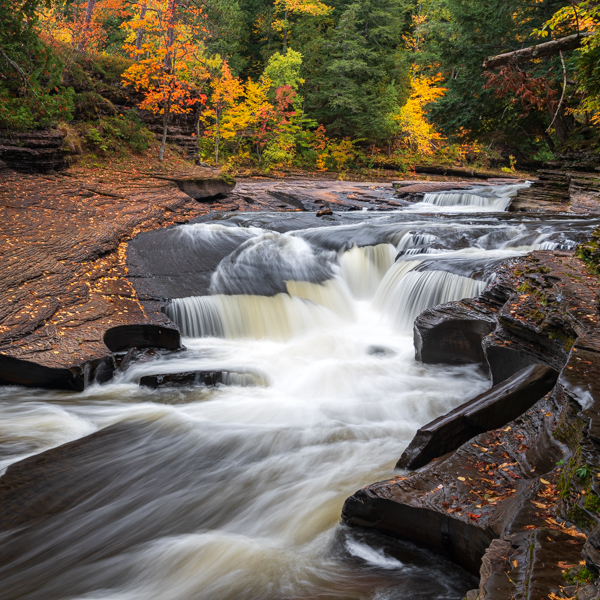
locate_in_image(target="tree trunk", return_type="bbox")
[77,0,97,51]
[135,2,148,60]
[282,9,288,55]
[159,94,172,162]
[214,107,221,167]
[164,0,177,71]
[483,32,591,70]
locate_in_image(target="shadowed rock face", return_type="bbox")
[397,364,559,470]
[414,300,499,365]
[414,251,598,385]
[103,323,181,352]
[0,130,66,173]
[154,175,236,200]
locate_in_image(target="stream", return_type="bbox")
[1,183,599,600]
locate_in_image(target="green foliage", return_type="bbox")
[81,113,153,154]
[564,565,597,586]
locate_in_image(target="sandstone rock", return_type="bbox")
[0,130,66,173]
[397,364,558,470]
[316,207,333,217]
[342,386,575,576]
[160,175,235,200]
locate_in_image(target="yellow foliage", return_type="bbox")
[394,71,446,155]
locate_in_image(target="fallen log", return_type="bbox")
[483,32,592,69]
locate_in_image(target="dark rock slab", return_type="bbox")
[140,370,222,388]
[103,323,181,352]
[126,222,258,299]
[397,364,558,470]
[0,422,146,532]
[414,299,499,365]
[0,353,114,391]
[152,174,235,200]
[342,388,570,576]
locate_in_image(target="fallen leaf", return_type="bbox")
[540,478,551,485]
[458,477,466,481]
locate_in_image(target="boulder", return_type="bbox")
[140,370,223,388]
[153,174,235,200]
[414,300,498,365]
[397,364,559,470]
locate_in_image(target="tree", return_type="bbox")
[122,0,208,160]
[393,70,446,154]
[200,56,245,165]
[305,0,411,141]
[272,0,332,54]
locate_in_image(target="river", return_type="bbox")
[1,183,598,600]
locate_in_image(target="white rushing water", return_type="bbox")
[1,195,599,600]
[406,183,531,213]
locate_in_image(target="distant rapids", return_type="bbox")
[1,183,599,600]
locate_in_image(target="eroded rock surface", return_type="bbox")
[0,164,254,389]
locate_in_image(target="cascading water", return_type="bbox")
[412,182,531,213]
[2,193,600,600]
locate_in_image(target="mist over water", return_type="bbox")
[1,184,599,600]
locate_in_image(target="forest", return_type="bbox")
[1,0,599,173]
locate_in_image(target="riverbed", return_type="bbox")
[1,183,598,600]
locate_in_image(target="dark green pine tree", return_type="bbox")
[303,0,412,141]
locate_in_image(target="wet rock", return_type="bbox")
[397,364,559,470]
[316,207,333,217]
[342,387,572,576]
[476,529,585,600]
[414,299,498,365]
[103,324,181,352]
[583,527,600,573]
[0,422,146,532]
[367,345,395,357]
[579,585,600,600]
[140,370,223,388]
[0,353,114,391]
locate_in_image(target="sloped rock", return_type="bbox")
[414,299,499,365]
[342,386,574,576]
[397,364,558,470]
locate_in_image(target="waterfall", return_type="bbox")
[166,280,354,341]
[419,183,530,212]
[338,244,397,299]
[374,260,486,331]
